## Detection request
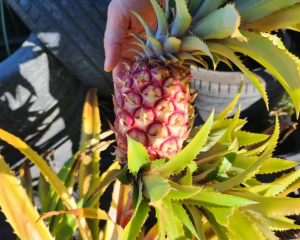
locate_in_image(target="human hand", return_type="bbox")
[104,0,165,80]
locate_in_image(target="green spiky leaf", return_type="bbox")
[214,78,243,120]
[181,188,256,207]
[233,131,269,146]
[221,30,300,116]
[208,42,269,110]
[170,0,192,37]
[171,201,200,239]
[143,174,170,202]
[166,181,202,200]
[191,4,241,40]
[206,207,234,227]
[127,136,151,176]
[234,0,300,26]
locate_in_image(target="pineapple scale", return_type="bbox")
[113,62,197,162]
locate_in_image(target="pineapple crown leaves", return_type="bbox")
[130,0,300,116]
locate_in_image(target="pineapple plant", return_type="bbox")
[0,0,300,240]
[112,0,300,163]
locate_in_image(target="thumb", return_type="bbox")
[104,2,129,72]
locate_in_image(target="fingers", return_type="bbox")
[113,58,131,80]
[104,1,129,72]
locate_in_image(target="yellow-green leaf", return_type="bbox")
[127,135,151,176]
[227,209,265,240]
[221,30,300,116]
[208,42,269,110]
[233,131,269,146]
[166,181,202,200]
[0,129,92,240]
[39,208,110,221]
[206,207,234,227]
[243,3,300,31]
[211,116,279,192]
[143,174,170,203]
[214,78,243,120]
[0,156,54,240]
[181,188,256,207]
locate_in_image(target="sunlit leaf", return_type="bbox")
[161,199,185,239]
[221,31,300,116]
[166,181,202,200]
[227,208,265,239]
[242,3,300,31]
[234,0,300,26]
[208,42,269,110]
[233,131,269,146]
[211,116,279,192]
[39,208,110,221]
[214,78,243,120]
[171,201,199,239]
[127,136,151,176]
[0,129,92,239]
[186,205,206,240]
[228,190,300,217]
[202,208,230,240]
[246,168,300,197]
[144,223,158,240]
[191,4,241,40]
[0,156,54,240]
[143,173,170,202]
[206,207,234,227]
[181,188,256,207]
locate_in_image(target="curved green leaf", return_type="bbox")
[143,174,170,202]
[214,78,243,120]
[228,190,300,217]
[221,30,300,116]
[130,11,154,47]
[181,188,256,207]
[201,208,230,240]
[227,209,265,240]
[171,202,199,239]
[259,158,298,174]
[233,131,269,146]
[211,116,279,192]
[206,207,234,227]
[246,168,300,197]
[120,199,150,240]
[182,36,214,64]
[127,136,151,176]
[0,156,54,240]
[153,110,214,178]
[186,205,206,240]
[163,37,182,53]
[145,35,164,55]
[207,42,269,110]
[0,129,92,240]
[161,200,185,239]
[170,0,192,37]
[243,3,300,31]
[150,0,168,43]
[193,0,227,21]
[166,181,202,200]
[234,0,300,26]
[191,4,241,40]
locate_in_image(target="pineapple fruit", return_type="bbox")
[112,0,300,162]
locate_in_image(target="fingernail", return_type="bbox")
[104,59,109,72]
